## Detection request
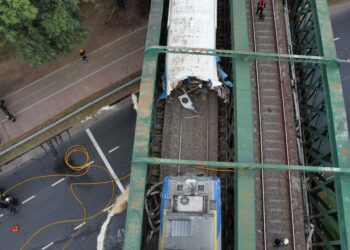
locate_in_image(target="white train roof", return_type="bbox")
[165,0,221,96]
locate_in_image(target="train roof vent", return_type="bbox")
[169,219,192,237]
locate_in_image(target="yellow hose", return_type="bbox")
[2,145,129,250]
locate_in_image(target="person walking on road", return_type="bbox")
[118,0,126,10]
[0,100,16,122]
[80,48,88,63]
[5,111,16,122]
[256,0,267,20]
[0,100,5,109]
[273,238,289,248]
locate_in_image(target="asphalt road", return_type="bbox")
[0,98,136,250]
[331,4,350,126]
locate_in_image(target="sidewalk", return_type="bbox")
[0,27,147,145]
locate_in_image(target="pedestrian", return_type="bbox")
[0,99,7,112]
[256,0,267,20]
[118,0,126,10]
[0,100,4,109]
[273,238,289,248]
[6,111,16,122]
[80,48,88,63]
[1,105,8,113]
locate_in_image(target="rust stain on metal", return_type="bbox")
[128,223,139,234]
[135,140,148,148]
[330,82,341,91]
[131,197,143,209]
[138,100,151,117]
[341,147,349,156]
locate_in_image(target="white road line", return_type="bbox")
[22,195,35,204]
[108,146,120,154]
[86,128,125,193]
[0,214,3,218]
[3,64,71,99]
[89,160,95,165]
[42,242,54,250]
[51,178,65,187]
[74,222,86,230]
[334,37,340,41]
[89,26,147,56]
[0,47,145,123]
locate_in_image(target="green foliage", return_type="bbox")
[0,0,88,66]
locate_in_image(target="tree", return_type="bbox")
[0,0,87,66]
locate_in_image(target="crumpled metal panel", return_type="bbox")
[165,0,221,95]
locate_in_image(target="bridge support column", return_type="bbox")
[231,0,256,249]
[123,0,164,249]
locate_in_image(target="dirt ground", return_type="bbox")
[0,0,149,97]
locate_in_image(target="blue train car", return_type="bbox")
[159,176,221,250]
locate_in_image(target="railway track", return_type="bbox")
[248,0,304,249]
[160,91,218,178]
[145,0,234,247]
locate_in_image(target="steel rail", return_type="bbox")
[249,0,267,249]
[0,77,141,158]
[206,98,210,176]
[271,0,296,249]
[177,108,183,176]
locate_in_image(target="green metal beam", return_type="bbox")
[311,0,350,249]
[231,0,256,249]
[309,175,336,201]
[133,157,350,174]
[313,241,341,248]
[309,195,339,234]
[311,207,337,219]
[144,45,346,65]
[313,226,338,250]
[123,0,164,249]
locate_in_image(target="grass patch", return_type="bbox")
[0,72,140,167]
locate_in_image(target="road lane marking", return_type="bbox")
[42,242,54,250]
[74,222,86,230]
[0,47,145,123]
[0,214,3,218]
[90,26,147,56]
[22,195,35,204]
[8,80,58,108]
[86,128,125,193]
[89,160,95,164]
[334,37,340,41]
[108,146,120,154]
[51,178,65,187]
[4,64,71,99]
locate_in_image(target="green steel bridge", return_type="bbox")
[123,0,350,249]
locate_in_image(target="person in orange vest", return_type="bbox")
[80,48,88,63]
[256,0,267,20]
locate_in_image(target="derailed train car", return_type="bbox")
[162,0,232,111]
[159,176,221,250]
